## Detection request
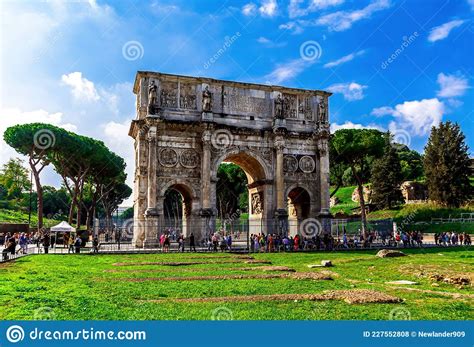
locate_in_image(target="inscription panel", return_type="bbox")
[223,86,270,117]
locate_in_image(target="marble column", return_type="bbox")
[132,129,147,248]
[201,130,212,210]
[143,126,159,248]
[319,137,330,214]
[318,136,331,234]
[275,139,285,210]
[199,130,214,242]
[274,136,288,235]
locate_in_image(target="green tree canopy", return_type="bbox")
[331,128,385,237]
[0,158,31,200]
[371,133,404,209]
[424,121,472,207]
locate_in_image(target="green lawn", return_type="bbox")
[0,248,472,320]
[0,209,62,227]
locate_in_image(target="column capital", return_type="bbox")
[147,125,157,140]
[317,137,329,156]
[201,129,212,145]
[274,137,285,152]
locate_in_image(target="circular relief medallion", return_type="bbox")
[159,148,178,167]
[299,155,315,173]
[283,155,298,173]
[180,149,199,168]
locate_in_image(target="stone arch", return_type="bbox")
[159,179,198,238]
[212,148,272,183]
[286,185,312,236]
[159,179,198,199]
[211,149,274,236]
[285,183,314,204]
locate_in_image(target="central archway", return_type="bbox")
[212,150,273,238]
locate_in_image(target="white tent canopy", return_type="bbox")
[50,221,76,233]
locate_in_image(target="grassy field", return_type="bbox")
[0,209,62,227]
[330,185,474,233]
[0,248,472,320]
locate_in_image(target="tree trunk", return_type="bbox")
[85,191,98,232]
[76,178,85,230]
[30,163,43,230]
[351,165,368,241]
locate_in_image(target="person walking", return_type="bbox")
[92,237,99,253]
[19,233,28,254]
[189,233,196,252]
[68,235,74,254]
[43,232,50,254]
[163,234,170,253]
[178,235,184,252]
[74,235,82,254]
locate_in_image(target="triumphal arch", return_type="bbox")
[129,71,331,248]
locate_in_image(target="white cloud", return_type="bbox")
[257,36,287,47]
[259,0,278,17]
[278,21,305,34]
[331,121,382,132]
[323,50,365,68]
[371,98,444,136]
[371,106,394,117]
[327,82,367,101]
[316,0,391,31]
[242,3,257,16]
[436,72,469,98]
[428,19,465,42]
[61,72,100,102]
[264,59,310,84]
[257,36,271,44]
[289,0,345,18]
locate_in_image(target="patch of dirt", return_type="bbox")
[141,289,401,304]
[290,272,333,280]
[244,260,272,264]
[233,255,255,260]
[428,274,471,286]
[376,249,406,258]
[117,274,284,282]
[229,266,296,272]
[387,286,474,299]
[112,260,244,266]
[114,272,333,282]
[400,264,473,287]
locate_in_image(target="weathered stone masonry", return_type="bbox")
[129,71,331,247]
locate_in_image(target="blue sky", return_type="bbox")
[0,0,473,202]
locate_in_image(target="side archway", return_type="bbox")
[286,186,312,236]
[159,180,198,238]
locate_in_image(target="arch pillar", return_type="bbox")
[143,125,159,248]
[274,134,288,236]
[199,129,215,244]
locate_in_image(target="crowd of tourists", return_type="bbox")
[434,231,471,246]
[1,227,472,259]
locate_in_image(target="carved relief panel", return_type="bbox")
[283,155,298,173]
[283,154,317,175]
[251,192,263,214]
[179,83,197,110]
[282,93,297,119]
[298,96,313,120]
[160,81,178,108]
